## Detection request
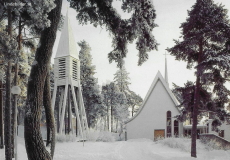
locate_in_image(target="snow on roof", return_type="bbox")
[54,11,79,59]
[125,71,180,124]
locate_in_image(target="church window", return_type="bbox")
[166,111,171,137]
[174,120,179,137]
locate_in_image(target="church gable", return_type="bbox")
[126,71,179,124]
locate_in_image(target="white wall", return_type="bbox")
[218,123,230,141]
[126,80,180,140]
[208,120,230,142]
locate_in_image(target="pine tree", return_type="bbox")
[172,82,216,123]
[78,40,105,128]
[168,0,230,157]
[127,91,143,117]
[68,0,158,67]
[114,66,143,117]
[23,0,62,159]
[114,65,130,93]
[114,92,129,132]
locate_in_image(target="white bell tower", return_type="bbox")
[51,10,88,140]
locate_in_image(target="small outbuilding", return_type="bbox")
[125,71,183,140]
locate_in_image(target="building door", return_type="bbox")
[154,130,165,140]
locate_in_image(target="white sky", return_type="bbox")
[52,0,230,99]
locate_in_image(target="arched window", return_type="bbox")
[166,111,171,137]
[174,120,179,137]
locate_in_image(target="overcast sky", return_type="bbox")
[52,0,230,99]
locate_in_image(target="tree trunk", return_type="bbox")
[191,39,202,158]
[11,15,22,158]
[5,3,13,160]
[5,61,12,160]
[24,0,62,159]
[11,63,18,158]
[111,106,113,132]
[107,98,109,131]
[0,79,3,149]
[43,72,55,158]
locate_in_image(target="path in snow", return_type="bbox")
[1,137,230,160]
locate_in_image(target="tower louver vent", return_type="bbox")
[72,59,77,81]
[58,58,66,79]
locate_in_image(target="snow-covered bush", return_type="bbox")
[96,131,115,142]
[112,132,125,141]
[87,129,100,142]
[156,137,204,152]
[87,129,115,142]
[200,136,230,150]
[56,134,76,142]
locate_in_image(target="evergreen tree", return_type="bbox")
[23,0,62,159]
[114,65,130,93]
[102,82,129,132]
[168,0,230,157]
[78,40,105,128]
[68,0,158,67]
[127,91,143,117]
[114,66,143,117]
[172,82,216,122]
[114,92,129,132]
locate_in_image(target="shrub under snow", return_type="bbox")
[56,134,77,142]
[87,129,115,142]
[156,137,207,153]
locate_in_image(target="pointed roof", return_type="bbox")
[125,71,179,123]
[55,11,79,59]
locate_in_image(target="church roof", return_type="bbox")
[125,71,180,124]
[54,11,79,59]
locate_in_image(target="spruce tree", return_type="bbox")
[114,65,130,93]
[127,91,143,117]
[168,0,230,157]
[114,66,143,117]
[78,40,105,128]
[101,82,122,132]
[68,0,158,67]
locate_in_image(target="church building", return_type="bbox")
[125,70,183,140]
[125,58,230,142]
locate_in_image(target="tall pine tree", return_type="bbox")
[68,0,158,67]
[78,40,105,128]
[114,66,143,117]
[168,0,230,157]
[114,65,130,93]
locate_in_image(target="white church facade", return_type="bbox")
[125,71,183,140]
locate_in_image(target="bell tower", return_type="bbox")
[51,10,88,140]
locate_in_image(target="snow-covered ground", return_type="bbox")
[1,137,230,160]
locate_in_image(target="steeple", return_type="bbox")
[164,53,169,85]
[55,9,79,59]
[53,9,80,87]
[52,9,88,139]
